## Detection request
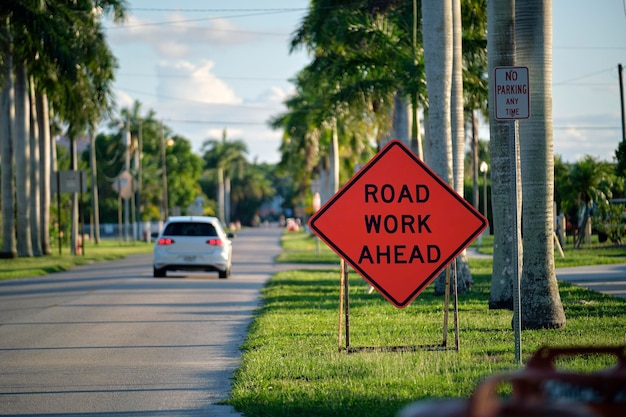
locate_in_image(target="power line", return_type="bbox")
[119,72,288,82]
[130,7,307,13]
[553,66,616,85]
[554,126,621,130]
[554,46,626,50]
[106,10,302,33]
[162,118,268,126]
[118,87,285,109]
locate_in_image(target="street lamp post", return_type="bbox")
[480,161,489,223]
[124,116,131,241]
[160,123,169,221]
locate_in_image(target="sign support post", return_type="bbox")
[510,121,522,365]
[57,171,62,255]
[452,261,460,351]
[494,65,529,366]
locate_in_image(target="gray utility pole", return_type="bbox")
[619,64,625,144]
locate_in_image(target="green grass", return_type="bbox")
[228,230,626,417]
[275,230,341,264]
[0,239,153,280]
[278,229,626,268]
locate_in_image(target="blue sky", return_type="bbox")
[103,1,626,164]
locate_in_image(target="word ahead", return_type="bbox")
[309,140,487,308]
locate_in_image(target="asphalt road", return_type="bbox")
[467,247,626,299]
[0,225,299,417]
[556,263,626,298]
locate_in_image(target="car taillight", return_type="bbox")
[206,239,223,246]
[157,237,175,245]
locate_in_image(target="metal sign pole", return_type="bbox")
[511,120,522,365]
[79,171,85,256]
[344,260,350,350]
[442,266,451,346]
[452,259,460,352]
[494,66,528,365]
[338,259,345,352]
[57,171,62,255]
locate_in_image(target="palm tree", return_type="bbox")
[0,17,16,258]
[516,0,565,329]
[290,0,425,181]
[447,0,475,292]
[14,59,32,257]
[36,91,52,254]
[202,131,248,226]
[271,71,323,200]
[1,0,125,257]
[487,0,520,310]
[461,0,488,213]
[565,156,616,247]
[451,0,465,195]
[28,77,41,255]
[422,0,459,295]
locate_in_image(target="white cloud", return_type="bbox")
[108,13,256,60]
[553,113,621,162]
[253,85,292,104]
[114,89,135,110]
[156,60,241,105]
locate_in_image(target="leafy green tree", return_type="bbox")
[592,201,625,244]
[90,114,205,226]
[165,135,205,215]
[230,163,276,226]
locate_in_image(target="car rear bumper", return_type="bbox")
[154,263,227,273]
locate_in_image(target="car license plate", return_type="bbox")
[183,255,196,262]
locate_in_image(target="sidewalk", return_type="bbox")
[464,246,626,299]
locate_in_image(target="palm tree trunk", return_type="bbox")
[70,134,79,255]
[410,93,424,159]
[37,92,52,254]
[517,0,566,329]
[471,111,480,211]
[14,59,33,257]
[89,123,101,243]
[225,176,231,226]
[451,0,464,195]
[488,0,520,310]
[29,78,42,256]
[422,0,454,295]
[422,0,453,181]
[411,0,423,160]
[0,26,16,258]
[392,92,410,148]
[330,119,339,194]
[318,158,331,204]
[217,166,225,225]
[449,0,473,292]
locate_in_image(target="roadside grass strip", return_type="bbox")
[229,231,626,417]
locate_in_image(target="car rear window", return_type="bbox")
[163,222,218,237]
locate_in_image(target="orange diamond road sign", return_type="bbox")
[308,140,488,308]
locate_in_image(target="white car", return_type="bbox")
[153,216,233,278]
